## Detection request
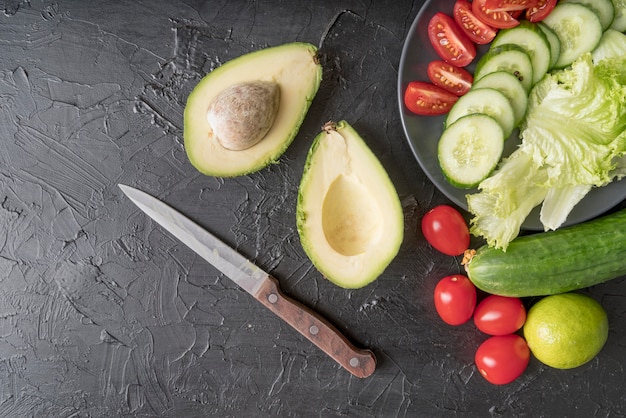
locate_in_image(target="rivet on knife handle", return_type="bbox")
[256,275,376,378]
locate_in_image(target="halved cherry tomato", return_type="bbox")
[526,0,557,22]
[427,12,476,67]
[453,0,498,45]
[475,334,530,385]
[484,0,535,12]
[472,0,520,29]
[427,61,473,96]
[421,205,470,256]
[434,274,477,325]
[403,81,458,116]
[474,295,526,335]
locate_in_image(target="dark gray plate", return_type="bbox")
[398,0,626,230]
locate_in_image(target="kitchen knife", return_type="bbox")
[118,184,376,378]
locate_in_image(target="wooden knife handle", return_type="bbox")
[256,275,376,378]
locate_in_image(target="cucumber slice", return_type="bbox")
[542,3,603,69]
[472,71,528,126]
[610,0,626,31]
[446,88,516,138]
[438,114,504,189]
[474,44,534,92]
[592,29,626,62]
[537,22,561,70]
[491,21,551,85]
[561,0,615,31]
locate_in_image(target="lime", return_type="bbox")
[523,293,608,369]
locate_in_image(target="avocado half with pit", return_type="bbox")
[296,121,404,288]
[184,42,323,177]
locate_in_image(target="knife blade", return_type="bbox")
[118,184,376,378]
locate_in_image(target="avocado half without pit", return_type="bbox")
[184,42,323,177]
[296,121,404,289]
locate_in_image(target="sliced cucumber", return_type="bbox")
[542,3,603,69]
[537,22,561,70]
[491,21,551,85]
[474,44,534,93]
[592,28,626,62]
[610,0,626,31]
[446,88,516,138]
[561,0,615,31]
[471,71,528,126]
[438,114,504,189]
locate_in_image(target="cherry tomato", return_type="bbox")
[472,0,520,29]
[427,12,477,67]
[453,0,498,45]
[421,205,470,256]
[475,334,530,385]
[427,60,473,96]
[434,274,477,325]
[403,81,458,116]
[474,295,526,335]
[484,0,534,12]
[526,0,557,22]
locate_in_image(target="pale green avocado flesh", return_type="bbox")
[184,42,322,177]
[296,121,404,288]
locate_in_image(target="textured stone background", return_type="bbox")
[0,1,624,416]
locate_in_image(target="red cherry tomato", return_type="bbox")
[526,0,557,22]
[403,81,459,116]
[484,0,534,12]
[475,334,530,385]
[427,12,477,67]
[474,295,526,335]
[421,205,470,256]
[427,60,473,96]
[434,274,477,325]
[472,0,520,29]
[453,0,498,45]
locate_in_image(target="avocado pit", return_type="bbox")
[207,80,280,151]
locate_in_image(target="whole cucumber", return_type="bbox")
[464,208,626,297]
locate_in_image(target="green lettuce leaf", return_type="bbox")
[468,53,626,250]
